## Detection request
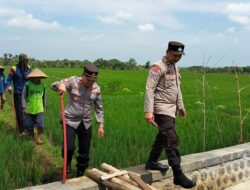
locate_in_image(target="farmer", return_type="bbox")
[22,69,47,145]
[0,65,6,111]
[144,41,196,188]
[51,64,104,177]
[6,53,32,134]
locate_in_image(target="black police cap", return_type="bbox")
[167,41,185,55]
[83,64,99,81]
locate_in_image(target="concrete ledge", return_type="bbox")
[19,142,250,190]
[18,176,99,190]
[125,143,250,183]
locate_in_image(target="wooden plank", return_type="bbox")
[100,170,128,181]
[101,163,138,186]
[128,172,152,190]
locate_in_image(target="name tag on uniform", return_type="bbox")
[166,65,176,80]
[166,74,176,80]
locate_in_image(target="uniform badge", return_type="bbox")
[73,96,78,101]
[149,65,160,78]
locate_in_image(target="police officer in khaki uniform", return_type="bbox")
[51,64,104,177]
[144,41,196,188]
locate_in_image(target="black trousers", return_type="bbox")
[14,93,26,133]
[62,122,92,170]
[147,114,181,167]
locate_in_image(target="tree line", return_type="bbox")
[0,53,149,70]
[1,53,249,73]
[182,66,250,74]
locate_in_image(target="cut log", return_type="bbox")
[146,185,159,190]
[101,163,126,173]
[86,169,125,190]
[128,172,151,190]
[101,163,157,190]
[92,168,141,190]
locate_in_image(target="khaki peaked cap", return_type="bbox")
[27,69,48,79]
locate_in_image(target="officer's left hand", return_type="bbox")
[179,108,187,118]
[98,127,104,139]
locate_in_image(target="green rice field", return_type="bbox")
[43,68,250,166]
[0,68,250,189]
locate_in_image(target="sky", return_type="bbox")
[0,0,250,67]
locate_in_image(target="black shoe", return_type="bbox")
[66,165,71,174]
[174,173,196,189]
[76,169,85,177]
[145,161,169,171]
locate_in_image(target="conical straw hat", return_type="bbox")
[27,69,48,79]
[0,65,4,70]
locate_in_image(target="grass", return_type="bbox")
[0,97,63,189]
[0,121,42,189]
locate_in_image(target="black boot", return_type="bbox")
[172,165,196,189]
[76,168,85,177]
[145,161,169,171]
[145,132,167,171]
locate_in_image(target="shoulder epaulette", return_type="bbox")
[152,60,166,72]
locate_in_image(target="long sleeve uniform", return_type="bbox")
[51,76,104,129]
[144,56,184,118]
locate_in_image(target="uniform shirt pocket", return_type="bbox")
[165,73,176,87]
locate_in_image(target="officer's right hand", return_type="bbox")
[7,86,12,94]
[57,83,66,95]
[145,112,154,124]
[98,127,104,139]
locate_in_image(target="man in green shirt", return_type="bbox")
[22,69,48,144]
